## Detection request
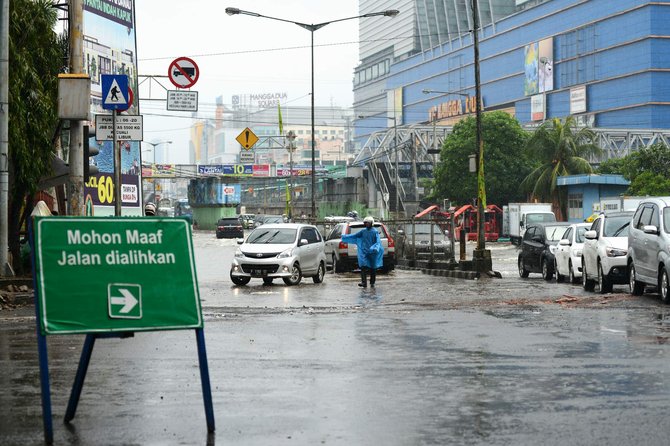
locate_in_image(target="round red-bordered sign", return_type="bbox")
[118,87,134,112]
[168,57,199,89]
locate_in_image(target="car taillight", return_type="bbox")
[338,241,348,255]
[388,236,395,248]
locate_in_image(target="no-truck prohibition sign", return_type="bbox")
[168,57,199,89]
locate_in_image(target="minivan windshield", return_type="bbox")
[247,228,297,244]
[603,215,632,237]
[664,207,670,233]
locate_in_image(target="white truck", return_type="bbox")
[503,203,556,245]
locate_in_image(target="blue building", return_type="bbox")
[557,174,631,222]
[355,0,670,142]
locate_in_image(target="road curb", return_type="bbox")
[420,268,480,280]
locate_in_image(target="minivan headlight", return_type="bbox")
[572,248,582,257]
[234,248,244,258]
[278,248,294,259]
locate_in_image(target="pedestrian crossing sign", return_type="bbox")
[101,74,129,110]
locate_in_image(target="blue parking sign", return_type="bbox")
[101,74,129,110]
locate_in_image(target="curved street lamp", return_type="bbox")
[226,7,400,221]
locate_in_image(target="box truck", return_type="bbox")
[504,203,556,245]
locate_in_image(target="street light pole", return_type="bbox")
[471,0,492,273]
[226,7,399,222]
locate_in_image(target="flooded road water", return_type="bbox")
[1,231,669,445]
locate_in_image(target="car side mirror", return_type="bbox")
[584,230,597,240]
[643,225,659,235]
[299,238,309,246]
[559,239,571,246]
[236,238,244,245]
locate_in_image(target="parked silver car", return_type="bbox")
[627,197,670,303]
[230,223,326,286]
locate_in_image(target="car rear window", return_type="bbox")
[544,225,568,242]
[349,225,386,238]
[247,228,297,244]
[218,218,239,225]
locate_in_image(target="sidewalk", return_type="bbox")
[0,277,34,310]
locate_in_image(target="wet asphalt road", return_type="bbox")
[1,231,670,445]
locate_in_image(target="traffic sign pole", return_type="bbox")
[113,110,121,216]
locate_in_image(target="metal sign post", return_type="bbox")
[113,111,121,216]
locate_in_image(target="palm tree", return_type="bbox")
[521,116,601,220]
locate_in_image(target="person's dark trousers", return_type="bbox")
[359,267,376,287]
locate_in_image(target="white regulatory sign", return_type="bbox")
[239,151,254,163]
[167,90,198,112]
[95,115,143,141]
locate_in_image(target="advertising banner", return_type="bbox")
[538,38,554,93]
[152,164,175,178]
[531,94,545,121]
[83,0,141,215]
[197,164,253,176]
[252,164,270,177]
[570,85,587,114]
[524,42,539,96]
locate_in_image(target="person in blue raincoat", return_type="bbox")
[342,216,384,288]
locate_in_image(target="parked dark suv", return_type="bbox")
[518,222,570,280]
[216,217,244,239]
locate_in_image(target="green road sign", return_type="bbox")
[34,217,202,334]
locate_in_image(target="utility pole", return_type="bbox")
[471,0,493,273]
[0,0,10,276]
[68,0,85,215]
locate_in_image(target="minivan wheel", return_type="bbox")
[230,274,251,286]
[541,258,553,281]
[660,269,670,304]
[518,256,529,278]
[283,263,302,286]
[629,263,644,296]
[597,261,613,294]
[312,262,325,284]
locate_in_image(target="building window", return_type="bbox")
[568,193,583,220]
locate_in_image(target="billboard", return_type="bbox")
[538,38,554,93]
[83,0,141,216]
[524,37,554,96]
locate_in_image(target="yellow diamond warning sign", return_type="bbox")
[236,127,259,150]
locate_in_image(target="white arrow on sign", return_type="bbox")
[110,288,139,313]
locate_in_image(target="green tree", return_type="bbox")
[521,116,601,220]
[597,142,670,196]
[8,0,64,272]
[431,111,533,206]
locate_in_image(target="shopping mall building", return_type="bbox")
[354,0,670,150]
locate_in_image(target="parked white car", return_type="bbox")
[554,223,591,284]
[230,224,326,286]
[582,212,634,293]
[627,197,670,303]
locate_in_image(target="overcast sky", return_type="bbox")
[135,0,361,163]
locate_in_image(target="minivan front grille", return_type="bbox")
[241,251,280,259]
